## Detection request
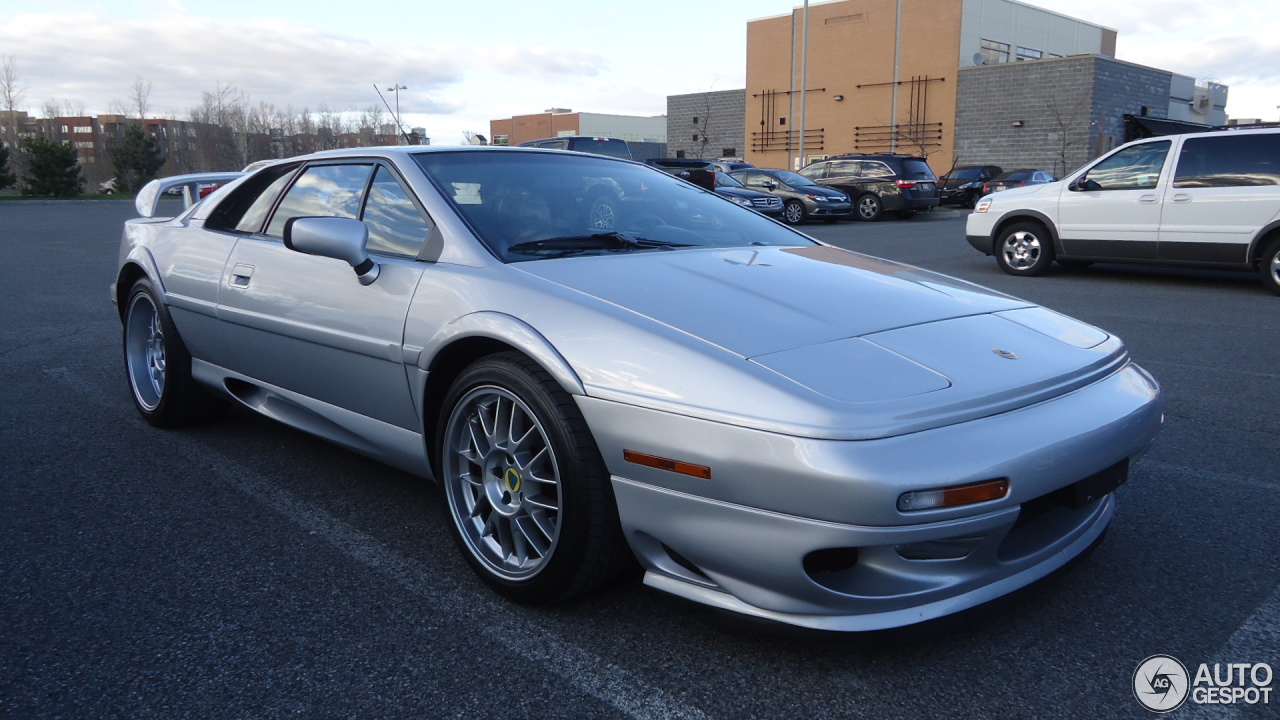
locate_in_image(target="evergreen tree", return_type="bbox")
[0,144,14,191]
[22,136,84,197]
[111,125,166,193]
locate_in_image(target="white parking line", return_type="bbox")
[197,449,712,720]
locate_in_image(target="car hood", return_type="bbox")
[518,244,1028,358]
[715,186,774,200]
[517,244,1127,438]
[989,180,1058,199]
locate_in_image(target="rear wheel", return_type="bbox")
[855,194,883,221]
[438,352,628,604]
[123,278,224,427]
[995,221,1055,276]
[588,194,618,229]
[782,200,807,225]
[1259,238,1280,296]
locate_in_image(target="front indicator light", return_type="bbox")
[974,198,992,213]
[898,479,1009,512]
[624,450,712,480]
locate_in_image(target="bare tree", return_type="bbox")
[0,55,24,148]
[1045,96,1077,178]
[130,77,152,120]
[692,91,714,159]
[41,98,87,119]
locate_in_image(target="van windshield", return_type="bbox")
[568,138,632,160]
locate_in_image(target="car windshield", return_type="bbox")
[569,138,631,159]
[943,168,983,181]
[715,173,745,188]
[996,171,1035,181]
[414,150,815,262]
[770,170,816,187]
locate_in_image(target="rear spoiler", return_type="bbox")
[135,172,246,218]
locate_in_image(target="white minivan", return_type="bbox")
[965,128,1280,295]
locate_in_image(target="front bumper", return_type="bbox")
[579,361,1162,629]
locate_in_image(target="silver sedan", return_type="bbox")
[114,147,1162,630]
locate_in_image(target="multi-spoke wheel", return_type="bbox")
[855,193,883,221]
[438,352,628,603]
[123,278,223,427]
[782,200,807,225]
[995,221,1055,276]
[588,194,618,229]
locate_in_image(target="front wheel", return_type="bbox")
[1259,238,1280,296]
[782,200,807,225]
[995,221,1055,276]
[123,278,223,426]
[437,352,628,604]
[855,194,883,221]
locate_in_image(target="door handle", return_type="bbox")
[230,263,254,288]
[1138,195,1159,204]
[1171,194,1192,204]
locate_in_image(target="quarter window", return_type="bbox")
[266,164,373,237]
[1083,141,1171,191]
[979,39,1010,64]
[363,166,431,256]
[1173,134,1280,188]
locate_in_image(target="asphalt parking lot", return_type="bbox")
[2,200,1276,719]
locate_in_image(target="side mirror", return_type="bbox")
[1068,176,1101,192]
[763,181,778,190]
[283,216,380,285]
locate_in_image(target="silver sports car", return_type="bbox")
[114,147,1163,631]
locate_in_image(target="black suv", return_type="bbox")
[519,136,632,160]
[798,154,939,220]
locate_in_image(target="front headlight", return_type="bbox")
[731,197,754,207]
[974,198,992,213]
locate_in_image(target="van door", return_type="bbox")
[1158,133,1280,264]
[1057,139,1173,259]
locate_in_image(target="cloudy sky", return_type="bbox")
[3,0,1277,144]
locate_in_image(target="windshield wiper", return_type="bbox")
[507,232,692,256]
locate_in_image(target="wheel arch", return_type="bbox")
[1248,221,1280,264]
[419,313,586,471]
[991,211,1061,255]
[114,248,164,321]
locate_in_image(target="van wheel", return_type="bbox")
[995,221,1055,276]
[1260,239,1280,296]
[855,194,882,221]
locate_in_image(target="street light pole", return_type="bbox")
[386,84,407,144]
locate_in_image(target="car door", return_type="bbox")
[215,161,433,430]
[1056,139,1172,259]
[1158,133,1280,264]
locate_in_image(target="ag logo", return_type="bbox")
[1134,655,1190,712]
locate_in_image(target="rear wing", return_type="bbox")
[135,172,246,218]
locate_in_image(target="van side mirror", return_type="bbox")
[283,216,381,285]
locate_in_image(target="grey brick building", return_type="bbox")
[666,90,747,160]
[955,55,1205,177]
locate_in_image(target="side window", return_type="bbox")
[1174,134,1280,188]
[827,161,861,177]
[742,172,767,188]
[234,171,296,233]
[799,164,826,180]
[863,162,894,178]
[265,164,374,237]
[362,166,431,257]
[1084,141,1171,191]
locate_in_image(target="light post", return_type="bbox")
[387,84,406,144]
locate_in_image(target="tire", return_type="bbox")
[588,194,618,230]
[122,278,224,427]
[782,200,807,225]
[962,190,979,210]
[855,193,883,221]
[1259,238,1280,296]
[437,352,628,604]
[995,221,1055,276]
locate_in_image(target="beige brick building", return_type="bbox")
[745,0,1117,171]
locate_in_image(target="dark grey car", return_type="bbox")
[729,169,852,225]
[799,154,940,221]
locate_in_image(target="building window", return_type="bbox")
[722,148,737,158]
[979,39,1010,64]
[73,125,92,133]
[1016,47,1042,61]
[692,134,699,141]
[74,141,93,149]
[492,134,509,146]
[692,116,699,125]
[1048,53,1064,59]
[778,117,786,126]
[675,150,686,158]
[60,125,69,133]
